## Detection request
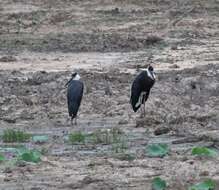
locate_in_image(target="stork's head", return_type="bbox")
[71,72,80,80]
[147,65,156,80]
[65,72,81,87]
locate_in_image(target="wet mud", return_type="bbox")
[0,0,219,189]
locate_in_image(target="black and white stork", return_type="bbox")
[66,72,84,125]
[130,65,156,116]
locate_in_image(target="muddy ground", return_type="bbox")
[0,0,219,190]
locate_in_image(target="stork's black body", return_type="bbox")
[66,73,84,125]
[130,66,156,115]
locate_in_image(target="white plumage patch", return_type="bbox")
[135,92,146,108]
[152,72,156,79]
[146,69,156,80]
[140,68,156,80]
[73,74,81,80]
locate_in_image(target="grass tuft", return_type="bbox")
[91,128,123,145]
[2,129,31,143]
[68,131,86,144]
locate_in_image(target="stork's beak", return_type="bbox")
[65,78,73,87]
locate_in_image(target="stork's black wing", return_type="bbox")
[130,77,142,112]
[130,71,146,112]
[130,71,154,112]
[67,80,84,118]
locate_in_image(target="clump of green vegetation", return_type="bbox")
[0,146,42,165]
[68,131,86,144]
[112,136,128,153]
[188,179,215,190]
[146,143,169,158]
[192,147,218,157]
[91,128,131,157]
[67,128,132,159]
[152,177,167,190]
[91,128,123,145]
[67,128,124,146]
[2,129,31,143]
[19,149,41,163]
[0,153,5,162]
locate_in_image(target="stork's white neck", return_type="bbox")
[73,74,81,80]
[141,68,156,80]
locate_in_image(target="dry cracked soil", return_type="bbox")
[0,0,219,190]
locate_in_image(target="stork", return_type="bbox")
[130,65,156,116]
[66,72,84,125]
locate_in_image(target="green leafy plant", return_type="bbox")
[192,147,218,157]
[68,132,86,144]
[146,143,169,157]
[2,129,31,143]
[152,177,167,190]
[0,154,5,162]
[188,179,215,190]
[19,150,41,163]
[0,145,41,164]
[32,135,48,143]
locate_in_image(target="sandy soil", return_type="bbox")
[0,0,219,189]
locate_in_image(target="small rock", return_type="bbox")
[169,64,180,69]
[22,98,33,106]
[0,56,17,62]
[190,81,197,89]
[171,44,178,50]
[111,7,119,15]
[199,171,209,176]
[171,45,185,50]
[31,187,42,190]
[180,156,189,162]
[146,35,163,45]
[4,177,12,182]
[136,116,163,128]
[188,160,194,165]
[135,118,145,128]
[82,176,93,184]
[3,167,13,173]
[16,160,27,167]
[3,117,16,123]
[118,119,128,125]
[154,126,170,135]
[174,75,181,83]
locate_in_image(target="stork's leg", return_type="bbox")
[140,105,143,116]
[140,104,144,118]
[142,91,149,118]
[140,94,146,118]
[75,116,77,125]
[71,116,74,125]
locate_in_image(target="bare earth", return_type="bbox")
[0,0,219,189]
